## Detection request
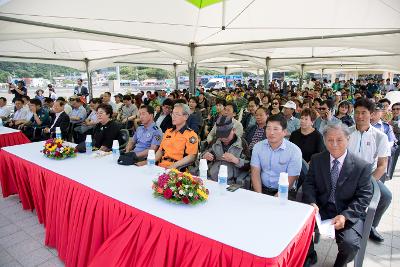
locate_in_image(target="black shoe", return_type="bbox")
[303,251,318,267]
[369,227,384,243]
[314,232,320,244]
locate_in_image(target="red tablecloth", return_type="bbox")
[0,131,30,149]
[0,149,315,267]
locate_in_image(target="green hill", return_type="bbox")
[0,62,223,83]
[0,62,79,82]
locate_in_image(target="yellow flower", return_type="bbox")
[55,139,63,144]
[48,145,57,152]
[170,169,179,174]
[196,189,208,200]
[183,172,193,180]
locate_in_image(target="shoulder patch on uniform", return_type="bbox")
[189,136,197,144]
[155,135,161,141]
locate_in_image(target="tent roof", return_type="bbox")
[1,0,400,72]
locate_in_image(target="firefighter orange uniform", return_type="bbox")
[158,125,198,168]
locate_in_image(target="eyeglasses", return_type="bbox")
[318,107,328,111]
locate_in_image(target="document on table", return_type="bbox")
[315,213,335,239]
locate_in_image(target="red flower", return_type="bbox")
[182,197,190,204]
[175,181,182,188]
[163,188,173,199]
[158,174,170,188]
[57,143,62,148]
[55,152,61,157]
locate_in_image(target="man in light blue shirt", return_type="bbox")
[282,100,300,137]
[125,105,162,159]
[251,114,302,198]
[69,96,87,125]
[314,99,340,134]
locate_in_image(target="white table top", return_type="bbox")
[0,126,20,135]
[3,141,314,258]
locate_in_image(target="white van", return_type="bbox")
[204,78,226,91]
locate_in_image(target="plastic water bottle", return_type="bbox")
[199,158,208,184]
[112,140,120,161]
[278,172,289,203]
[218,165,228,195]
[147,149,156,168]
[85,135,93,155]
[55,127,62,139]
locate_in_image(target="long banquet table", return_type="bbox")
[0,126,30,148]
[0,141,315,267]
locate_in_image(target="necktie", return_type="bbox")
[329,159,340,203]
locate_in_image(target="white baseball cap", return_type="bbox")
[282,100,296,110]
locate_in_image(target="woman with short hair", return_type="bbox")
[289,108,325,163]
[335,100,354,127]
[92,103,120,152]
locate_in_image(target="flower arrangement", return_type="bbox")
[152,169,209,205]
[41,138,77,160]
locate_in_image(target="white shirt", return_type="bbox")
[64,104,72,115]
[50,111,64,129]
[115,102,123,111]
[12,107,30,121]
[50,92,57,100]
[22,105,33,121]
[87,110,98,123]
[0,106,11,118]
[104,101,117,113]
[155,113,166,129]
[348,125,391,171]
[330,150,347,174]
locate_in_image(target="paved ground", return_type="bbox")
[0,165,399,266]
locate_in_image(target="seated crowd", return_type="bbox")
[2,77,400,267]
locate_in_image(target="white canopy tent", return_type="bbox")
[0,0,399,94]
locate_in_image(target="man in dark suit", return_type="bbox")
[154,98,174,133]
[42,99,70,140]
[74,78,89,99]
[302,122,373,267]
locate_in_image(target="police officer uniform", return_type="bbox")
[158,124,199,168]
[132,122,163,153]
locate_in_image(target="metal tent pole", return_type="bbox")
[84,58,93,100]
[189,43,196,94]
[265,57,270,91]
[299,64,305,90]
[224,66,228,87]
[173,63,179,90]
